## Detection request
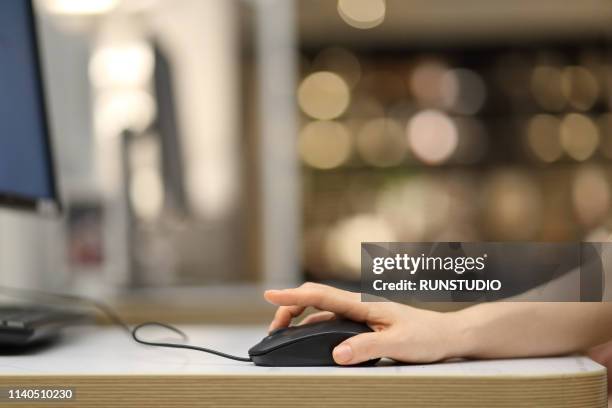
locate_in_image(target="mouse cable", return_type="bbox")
[132,322,251,362]
[0,285,252,362]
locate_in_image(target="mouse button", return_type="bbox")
[328,319,374,334]
[249,323,329,356]
[248,331,297,356]
[248,338,272,356]
[251,332,350,366]
[267,327,287,336]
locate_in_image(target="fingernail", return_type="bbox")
[264,290,280,304]
[264,289,281,297]
[333,344,353,364]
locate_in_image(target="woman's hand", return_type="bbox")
[266,282,612,367]
[264,282,468,365]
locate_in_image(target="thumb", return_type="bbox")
[333,332,385,365]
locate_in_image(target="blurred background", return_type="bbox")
[2,0,612,322]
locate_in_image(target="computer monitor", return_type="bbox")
[0,0,60,214]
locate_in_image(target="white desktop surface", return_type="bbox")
[0,325,603,377]
[0,326,607,408]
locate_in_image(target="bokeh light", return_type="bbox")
[572,165,610,227]
[90,42,154,89]
[356,118,406,167]
[559,113,599,161]
[376,177,451,240]
[409,59,449,108]
[527,114,563,163]
[482,170,542,240]
[298,120,352,169]
[561,66,599,111]
[298,71,350,120]
[94,90,156,138]
[337,0,386,30]
[442,68,487,115]
[406,109,458,165]
[299,42,612,281]
[325,213,395,277]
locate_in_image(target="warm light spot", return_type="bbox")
[406,110,458,165]
[527,114,562,162]
[356,118,406,167]
[561,66,599,111]
[560,113,599,161]
[298,71,350,120]
[299,121,352,169]
[325,214,395,275]
[90,42,154,89]
[572,165,610,227]
[442,68,487,115]
[337,0,386,30]
[482,171,542,240]
[376,177,451,240]
[94,90,156,139]
[409,59,449,108]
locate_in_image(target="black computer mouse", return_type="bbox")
[248,318,380,367]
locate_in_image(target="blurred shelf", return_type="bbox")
[108,284,277,324]
[298,0,612,48]
[302,160,612,175]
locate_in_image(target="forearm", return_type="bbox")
[451,302,612,359]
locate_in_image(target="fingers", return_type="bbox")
[265,283,370,323]
[588,340,612,363]
[333,331,386,365]
[268,305,305,332]
[299,311,336,326]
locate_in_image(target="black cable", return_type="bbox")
[132,322,252,362]
[0,285,252,363]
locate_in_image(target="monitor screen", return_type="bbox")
[0,0,58,212]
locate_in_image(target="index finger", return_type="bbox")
[264,283,370,323]
[268,305,306,332]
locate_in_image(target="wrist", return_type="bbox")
[442,307,480,359]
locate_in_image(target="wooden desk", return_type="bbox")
[0,326,607,407]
